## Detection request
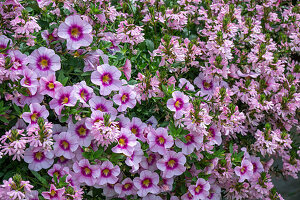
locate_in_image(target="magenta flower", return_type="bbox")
[68,119,92,147]
[91,64,122,96]
[24,147,54,171]
[22,103,49,125]
[133,170,160,197]
[125,142,144,172]
[57,15,93,50]
[42,184,65,200]
[175,132,203,155]
[147,127,174,155]
[39,74,63,98]
[234,159,253,182]
[20,69,39,95]
[178,78,195,91]
[188,178,210,200]
[112,128,137,156]
[27,47,61,77]
[122,59,132,81]
[167,91,189,119]
[73,159,100,186]
[206,125,222,146]
[194,73,218,99]
[85,110,105,129]
[47,164,69,180]
[114,178,137,198]
[113,86,137,112]
[98,161,120,185]
[141,151,160,171]
[53,132,79,159]
[156,151,186,178]
[49,86,77,115]
[8,50,27,72]
[74,81,94,107]
[129,117,147,142]
[89,96,117,117]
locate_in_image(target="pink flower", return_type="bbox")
[194,73,218,99]
[206,125,222,146]
[97,161,120,185]
[27,47,61,77]
[113,86,137,112]
[57,15,93,50]
[175,132,203,155]
[156,151,186,178]
[122,59,132,81]
[178,78,195,91]
[112,128,137,156]
[47,164,69,180]
[39,74,63,98]
[85,110,104,129]
[133,170,160,197]
[20,69,39,95]
[68,119,92,147]
[73,81,94,107]
[167,91,189,119]
[8,50,27,72]
[234,159,253,182]
[89,96,117,118]
[42,184,65,200]
[91,64,122,96]
[49,86,77,115]
[147,127,174,155]
[125,142,144,172]
[140,151,160,171]
[83,49,109,72]
[24,147,54,171]
[22,103,49,125]
[114,178,137,198]
[188,178,210,200]
[0,35,12,55]
[73,159,100,186]
[53,132,79,159]
[129,117,147,142]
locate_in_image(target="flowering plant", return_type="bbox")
[0,0,299,199]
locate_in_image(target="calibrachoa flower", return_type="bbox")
[98,161,120,185]
[22,103,49,125]
[133,170,160,197]
[42,184,65,200]
[49,86,77,115]
[91,64,122,96]
[20,69,39,95]
[23,147,54,171]
[234,159,253,182]
[129,117,147,142]
[8,50,27,72]
[73,81,94,107]
[206,125,222,146]
[57,15,93,50]
[112,128,137,156]
[194,74,218,99]
[188,178,211,200]
[175,132,203,155]
[39,74,63,97]
[27,47,61,77]
[68,119,92,147]
[125,142,144,172]
[89,96,117,117]
[113,85,137,112]
[114,178,137,198]
[156,151,186,178]
[167,91,190,119]
[53,132,79,159]
[73,159,100,186]
[147,127,174,155]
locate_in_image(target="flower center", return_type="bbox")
[123,183,132,190]
[78,126,87,136]
[203,80,213,90]
[167,159,176,168]
[53,171,60,178]
[195,185,203,194]
[50,189,57,197]
[121,94,128,103]
[207,128,215,138]
[48,34,54,41]
[34,151,44,161]
[96,105,106,112]
[102,168,110,177]
[71,27,80,38]
[101,73,112,85]
[61,140,70,150]
[24,78,31,85]
[158,136,165,145]
[31,112,39,122]
[84,167,91,175]
[80,90,87,100]
[240,166,247,174]
[40,59,48,68]
[47,82,55,89]
[185,135,192,143]
[118,138,126,146]
[131,127,138,135]
[142,178,152,188]
[62,97,69,104]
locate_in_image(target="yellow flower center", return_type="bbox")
[203,81,212,89]
[61,141,69,149]
[174,100,182,108]
[78,126,86,136]
[124,183,131,189]
[71,27,80,38]
[142,178,151,187]
[48,82,55,89]
[84,167,91,175]
[102,168,110,176]
[131,128,137,134]
[195,185,202,193]
[121,94,128,102]
[102,74,111,84]
[158,136,165,144]
[50,189,56,197]
[62,97,69,104]
[119,138,126,146]
[35,152,43,160]
[53,171,59,178]
[31,112,38,122]
[80,91,86,99]
[40,59,48,68]
[167,159,176,168]
[185,135,191,142]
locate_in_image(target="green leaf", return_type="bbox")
[31,171,49,187]
[13,103,22,116]
[145,39,154,51]
[0,116,9,123]
[60,115,69,123]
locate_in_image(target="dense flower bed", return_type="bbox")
[0,0,299,199]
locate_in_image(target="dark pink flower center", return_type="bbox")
[194,184,204,195]
[59,94,70,105]
[202,80,213,90]
[122,183,133,191]
[60,140,70,150]
[141,178,152,188]
[156,136,166,146]
[240,166,247,175]
[101,72,113,86]
[37,55,51,70]
[81,166,93,177]
[33,151,45,162]
[174,98,183,110]
[118,136,128,148]
[120,93,129,104]
[76,125,89,138]
[79,88,89,102]
[166,158,178,169]
[96,104,107,112]
[68,25,83,41]
[101,168,111,177]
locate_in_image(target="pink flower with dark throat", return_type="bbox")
[24,147,54,171]
[53,132,79,159]
[73,159,100,186]
[113,86,137,112]
[58,15,93,50]
[147,127,174,155]
[22,103,49,125]
[188,178,210,200]
[97,161,120,185]
[49,86,77,115]
[167,91,189,119]
[133,170,160,197]
[234,159,253,182]
[156,151,186,178]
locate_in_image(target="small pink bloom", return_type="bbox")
[147,127,174,155]
[24,147,54,171]
[156,151,186,178]
[97,161,120,185]
[128,117,147,142]
[175,132,203,155]
[73,81,94,107]
[42,184,65,200]
[53,132,79,159]
[188,178,210,200]
[73,159,100,186]
[114,178,137,198]
[122,59,132,81]
[133,170,160,197]
[89,96,117,118]
[112,128,137,156]
[234,159,253,182]
[167,91,189,119]
[39,74,63,98]
[49,86,77,115]
[113,86,137,112]
[20,69,39,95]
[22,103,49,125]
[68,119,92,147]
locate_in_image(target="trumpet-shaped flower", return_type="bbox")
[133,170,160,197]
[167,91,189,119]
[156,151,186,178]
[53,132,79,159]
[98,161,120,185]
